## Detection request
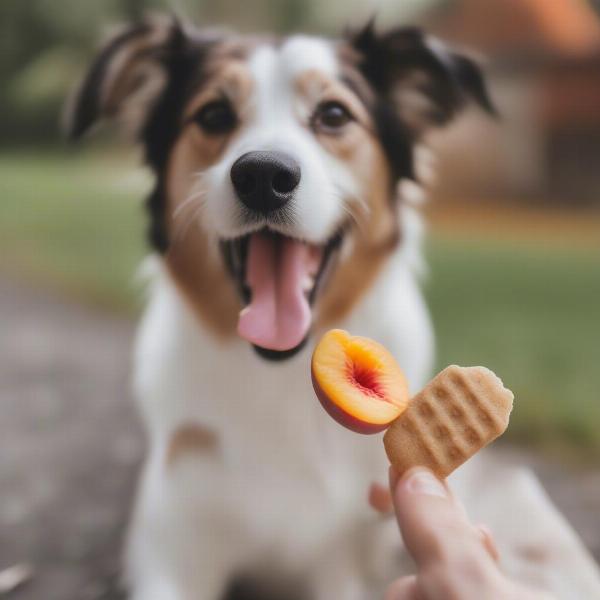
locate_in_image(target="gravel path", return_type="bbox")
[0,280,140,600]
[0,278,598,599]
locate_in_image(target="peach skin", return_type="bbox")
[311,329,409,434]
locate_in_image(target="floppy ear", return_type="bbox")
[349,21,496,133]
[65,16,186,140]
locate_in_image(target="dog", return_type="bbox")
[67,15,600,600]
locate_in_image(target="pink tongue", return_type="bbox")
[238,233,318,351]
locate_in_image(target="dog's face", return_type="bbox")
[68,17,493,359]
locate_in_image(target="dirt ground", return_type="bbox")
[1,278,599,600]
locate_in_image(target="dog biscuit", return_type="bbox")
[383,365,513,479]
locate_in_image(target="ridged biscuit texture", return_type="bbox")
[383,365,513,478]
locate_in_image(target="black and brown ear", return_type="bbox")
[348,21,496,133]
[65,16,186,140]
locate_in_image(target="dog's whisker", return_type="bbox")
[180,201,208,242]
[329,191,365,233]
[170,193,208,244]
[174,194,211,241]
[173,207,201,243]
[173,187,207,216]
[340,203,363,233]
[345,192,370,218]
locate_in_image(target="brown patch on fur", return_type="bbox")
[167,423,218,466]
[294,69,379,167]
[184,59,254,123]
[315,136,400,327]
[163,56,256,338]
[295,69,372,128]
[164,133,241,338]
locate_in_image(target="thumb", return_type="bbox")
[389,467,493,570]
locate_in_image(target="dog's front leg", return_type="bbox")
[126,447,240,600]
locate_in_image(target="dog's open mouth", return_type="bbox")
[221,230,343,359]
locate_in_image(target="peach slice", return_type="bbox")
[311,329,409,434]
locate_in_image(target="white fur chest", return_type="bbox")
[131,243,433,572]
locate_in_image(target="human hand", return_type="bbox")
[380,467,554,600]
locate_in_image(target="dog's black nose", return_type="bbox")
[230,151,300,214]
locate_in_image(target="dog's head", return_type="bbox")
[67,16,493,360]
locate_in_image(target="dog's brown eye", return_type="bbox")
[313,102,352,131]
[194,100,237,134]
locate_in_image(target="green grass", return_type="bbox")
[0,149,148,311]
[426,236,600,457]
[1,150,599,457]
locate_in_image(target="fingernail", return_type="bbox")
[402,468,448,498]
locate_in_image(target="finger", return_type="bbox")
[369,481,394,514]
[477,523,500,563]
[384,575,420,600]
[390,467,492,569]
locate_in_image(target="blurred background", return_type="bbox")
[1,1,599,598]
